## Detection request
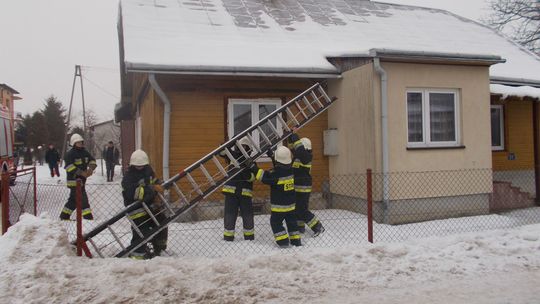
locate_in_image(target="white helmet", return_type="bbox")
[70,133,84,146]
[300,137,312,150]
[130,149,149,166]
[274,146,292,165]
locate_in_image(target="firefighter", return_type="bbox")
[288,130,325,236]
[60,134,97,220]
[251,146,301,247]
[219,137,256,241]
[122,149,168,259]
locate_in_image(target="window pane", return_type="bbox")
[233,104,252,136]
[0,118,6,156]
[491,107,502,147]
[259,104,278,148]
[429,93,455,142]
[407,92,423,143]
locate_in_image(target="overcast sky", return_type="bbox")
[0,0,492,124]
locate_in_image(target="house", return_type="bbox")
[89,120,121,162]
[115,0,540,223]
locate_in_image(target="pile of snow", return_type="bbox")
[1,214,539,303]
[491,84,540,100]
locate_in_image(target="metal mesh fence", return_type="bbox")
[32,168,540,258]
[2,169,36,232]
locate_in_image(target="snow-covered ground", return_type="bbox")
[0,213,539,304]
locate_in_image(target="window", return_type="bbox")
[228,98,282,152]
[406,89,460,147]
[491,105,504,151]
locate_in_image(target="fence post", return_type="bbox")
[1,173,10,234]
[367,169,373,243]
[33,167,37,216]
[76,179,83,256]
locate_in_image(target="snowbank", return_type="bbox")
[1,214,539,303]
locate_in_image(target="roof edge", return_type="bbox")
[490,77,540,88]
[368,49,505,65]
[125,63,341,79]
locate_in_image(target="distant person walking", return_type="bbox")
[45,143,61,177]
[103,141,120,182]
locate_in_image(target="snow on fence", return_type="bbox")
[3,168,540,258]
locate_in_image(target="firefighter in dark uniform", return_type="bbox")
[220,137,256,241]
[288,131,325,236]
[60,134,97,220]
[122,149,168,259]
[251,146,301,247]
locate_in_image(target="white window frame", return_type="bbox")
[491,105,505,151]
[228,98,282,160]
[406,89,460,148]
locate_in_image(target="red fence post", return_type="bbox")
[1,173,10,234]
[367,169,373,243]
[32,167,37,216]
[76,179,83,256]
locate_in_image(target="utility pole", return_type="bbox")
[61,65,87,161]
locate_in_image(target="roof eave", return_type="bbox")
[490,77,540,88]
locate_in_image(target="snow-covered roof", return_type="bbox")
[491,84,540,100]
[120,0,540,85]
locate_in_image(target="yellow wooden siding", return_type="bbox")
[492,98,534,171]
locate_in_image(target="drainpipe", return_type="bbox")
[148,74,171,180]
[373,57,390,223]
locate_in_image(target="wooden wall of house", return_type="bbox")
[492,96,535,171]
[137,75,330,198]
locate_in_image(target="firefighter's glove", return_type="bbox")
[266,149,274,159]
[153,184,165,193]
[85,168,94,177]
[78,170,90,178]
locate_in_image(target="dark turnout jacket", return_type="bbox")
[254,164,295,212]
[64,147,96,187]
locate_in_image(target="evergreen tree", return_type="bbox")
[25,112,49,149]
[41,95,67,149]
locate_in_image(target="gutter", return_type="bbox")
[490,76,540,88]
[148,74,171,180]
[367,49,505,65]
[373,57,390,223]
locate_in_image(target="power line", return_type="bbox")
[80,65,119,73]
[82,75,119,99]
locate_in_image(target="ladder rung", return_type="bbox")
[141,202,160,226]
[295,101,308,119]
[186,172,204,196]
[266,118,280,138]
[126,215,144,238]
[88,238,104,258]
[311,91,324,109]
[172,182,188,204]
[276,114,290,132]
[199,164,216,186]
[157,192,175,216]
[245,133,261,153]
[303,96,316,115]
[257,126,272,147]
[318,85,332,103]
[235,140,251,162]
[224,148,240,168]
[285,107,300,126]
[212,155,228,177]
[107,225,126,250]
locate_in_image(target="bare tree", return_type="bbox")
[487,0,540,55]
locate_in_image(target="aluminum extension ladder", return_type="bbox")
[81,82,337,258]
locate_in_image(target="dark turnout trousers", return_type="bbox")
[223,194,255,241]
[295,191,323,233]
[270,210,301,247]
[60,186,93,220]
